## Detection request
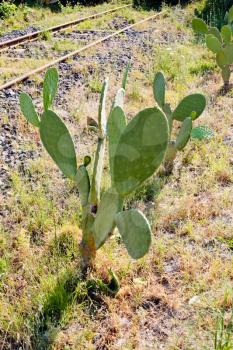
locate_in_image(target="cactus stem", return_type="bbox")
[89,137,106,207]
[224,79,230,90]
[80,211,96,274]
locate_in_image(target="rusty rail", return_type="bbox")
[0,4,131,50]
[0,11,166,91]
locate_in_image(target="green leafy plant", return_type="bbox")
[214,309,233,350]
[0,1,16,19]
[19,67,169,279]
[133,0,191,10]
[153,71,208,174]
[192,6,233,89]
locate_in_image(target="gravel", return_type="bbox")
[0,26,39,43]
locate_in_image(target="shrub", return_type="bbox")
[133,0,190,10]
[195,0,233,29]
[58,0,110,5]
[0,1,17,19]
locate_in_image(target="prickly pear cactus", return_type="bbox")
[192,6,233,89]
[19,66,169,282]
[153,71,208,174]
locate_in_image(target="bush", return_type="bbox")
[0,1,17,19]
[58,0,110,5]
[133,0,190,10]
[195,0,233,28]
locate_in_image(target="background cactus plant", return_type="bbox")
[192,6,233,89]
[153,71,208,174]
[19,67,169,280]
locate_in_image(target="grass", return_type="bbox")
[0,1,233,349]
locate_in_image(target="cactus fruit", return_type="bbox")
[192,6,233,89]
[153,71,208,174]
[19,67,169,278]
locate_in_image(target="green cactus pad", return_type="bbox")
[114,88,125,109]
[115,209,151,259]
[113,107,169,195]
[222,66,231,83]
[216,51,225,68]
[108,106,126,181]
[175,117,192,151]
[205,34,222,54]
[98,79,109,138]
[191,125,214,140]
[153,72,166,108]
[43,68,59,111]
[208,27,222,43]
[93,189,123,249]
[40,110,77,179]
[228,5,233,23]
[172,94,206,122]
[20,92,40,127]
[75,165,90,208]
[122,63,131,90]
[221,25,232,44]
[192,18,208,34]
[222,44,233,65]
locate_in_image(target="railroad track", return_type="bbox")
[0,4,131,51]
[0,9,166,91]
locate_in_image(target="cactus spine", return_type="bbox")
[153,71,207,174]
[19,67,169,278]
[192,6,233,89]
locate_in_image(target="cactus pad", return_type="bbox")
[20,92,40,127]
[192,18,208,34]
[208,27,222,43]
[205,35,222,53]
[172,94,206,122]
[153,72,166,108]
[108,106,126,181]
[43,67,58,111]
[75,165,90,208]
[175,117,192,151]
[113,107,169,195]
[221,25,232,44]
[114,88,125,109]
[191,125,214,140]
[40,110,77,179]
[98,79,108,138]
[115,209,151,259]
[93,189,123,249]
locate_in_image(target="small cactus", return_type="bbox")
[19,67,169,280]
[153,71,208,174]
[192,6,233,89]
